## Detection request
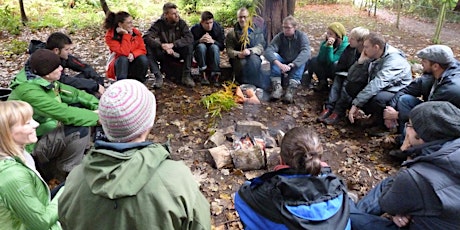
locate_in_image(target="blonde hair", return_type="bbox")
[0,101,34,162]
[349,27,370,42]
[280,127,323,175]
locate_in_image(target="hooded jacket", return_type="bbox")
[235,167,350,230]
[379,138,460,229]
[8,69,99,152]
[352,44,412,107]
[58,141,210,230]
[0,156,61,230]
[264,30,311,68]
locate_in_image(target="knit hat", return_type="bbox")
[29,49,61,76]
[416,45,455,64]
[99,79,156,142]
[328,22,346,39]
[410,101,460,142]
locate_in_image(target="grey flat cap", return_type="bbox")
[416,45,454,64]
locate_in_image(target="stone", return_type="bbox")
[208,145,232,169]
[236,121,268,136]
[231,145,265,171]
[265,147,281,171]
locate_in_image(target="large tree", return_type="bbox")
[454,0,460,11]
[19,0,28,23]
[258,0,296,42]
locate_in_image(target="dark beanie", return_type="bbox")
[410,101,460,142]
[29,49,61,76]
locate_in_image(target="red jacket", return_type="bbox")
[105,28,146,80]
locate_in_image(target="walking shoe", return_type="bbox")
[181,73,195,87]
[270,78,283,100]
[317,108,332,122]
[323,112,341,125]
[211,73,220,86]
[389,149,410,159]
[283,82,299,104]
[152,73,163,89]
[200,72,210,85]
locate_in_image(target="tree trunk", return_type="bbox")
[19,0,28,24]
[433,1,448,44]
[100,0,110,15]
[258,0,295,43]
[454,0,460,11]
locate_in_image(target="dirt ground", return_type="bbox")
[1,3,459,229]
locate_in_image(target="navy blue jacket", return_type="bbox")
[235,167,350,230]
[190,21,225,51]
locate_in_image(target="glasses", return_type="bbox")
[405,122,413,128]
[282,26,294,30]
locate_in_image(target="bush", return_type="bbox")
[2,39,28,56]
[0,5,22,35]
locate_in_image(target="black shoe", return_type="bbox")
[389,149,409,159]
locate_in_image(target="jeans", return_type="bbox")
[269,53,305,84]
[194,43,220,73]
[146,44,193,76]
[363,91,395,124]
[396,95,423,143]
[305,56,336,86]
[350,177,400,230]
[115,55,149,82]
[326,75,352,116]
[231,54,270,90]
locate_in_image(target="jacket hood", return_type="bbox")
[82,141,170,199]
[404,138,460,177]
[9,68,53,90]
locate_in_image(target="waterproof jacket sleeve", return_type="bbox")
[0,165,60,229]
[353,56,408,107]
[14,83,99,127]
[64,55,101,80]
[225,29,240,59]
[248,29,265,56]
[143,20,163,49]
[59,74,99,94]
[173,20,194,48]
[105,29,146,58]
[388,76,431,108]
[131,29,147,58]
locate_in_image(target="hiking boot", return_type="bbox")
[317,108,332,122]
[389,149,410,159]
[152,73,163,89]
[211,73,220,87]
[181,73,195,87]
[283,82,299,104]
[270,78,283,100]
[324,112,341,125]
[200,72,210,85]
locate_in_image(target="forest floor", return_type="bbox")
[0,3,459,229]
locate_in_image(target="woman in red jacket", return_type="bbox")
[104,11,148,82]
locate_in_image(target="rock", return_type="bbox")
[231,145,265,171]
[265,147,281,171]
[204,131,226,149]
[208,145,232,169]
[236,120,268,136]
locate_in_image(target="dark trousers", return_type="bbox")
[305,57,336,86]
[146,44,193,76]
[194,43,220,74]
[230,54,269,90]
[115,55,149,82]
[363,91,396,125]
[326,75,352,116]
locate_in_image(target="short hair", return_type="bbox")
[280,127,323,175]
[349,27,370,42]
[201,11,214,21]
[282,15,297,27]
[163,2,177,14]
[46,32,72,50]
[103,11,131,30]
[364,32,386,49]
[0,101,34,162]
[237,7,248,16]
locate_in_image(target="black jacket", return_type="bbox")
[190,21,225,51]
[143,17,193,49]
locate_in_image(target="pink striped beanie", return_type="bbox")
[99,79,156,142]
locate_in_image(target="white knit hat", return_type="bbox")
[99,79,156,142]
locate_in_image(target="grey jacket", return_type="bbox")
[264,30,311,68]
[352,44,412,107]
[379,138,460,229]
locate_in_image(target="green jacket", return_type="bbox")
[59,141,211,230]
[9,69,99,151]
[317,36,349,66]
[0,157,61,230]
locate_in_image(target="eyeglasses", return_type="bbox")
[405,122,413,128]
[282,26,294,30]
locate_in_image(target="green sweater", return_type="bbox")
[59,142,211,230]
[317,36,349,66]
[9,69,99,152]
[0,157,61,230]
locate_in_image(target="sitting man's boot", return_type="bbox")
[200,72,210,85]
[323,112,341,125]
[283,80,299,104]
[181,73,195,87]
[270,77,283,100]
[153,73,163,89]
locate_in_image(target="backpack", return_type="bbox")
[28,40,46,54]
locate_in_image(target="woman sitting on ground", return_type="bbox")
[0,101,62,230]
[104,11,148,82]
[235,127,351,229]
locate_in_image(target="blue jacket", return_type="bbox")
[379,138,460,229]
[235,167,350,229]
[190,21,225,51]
